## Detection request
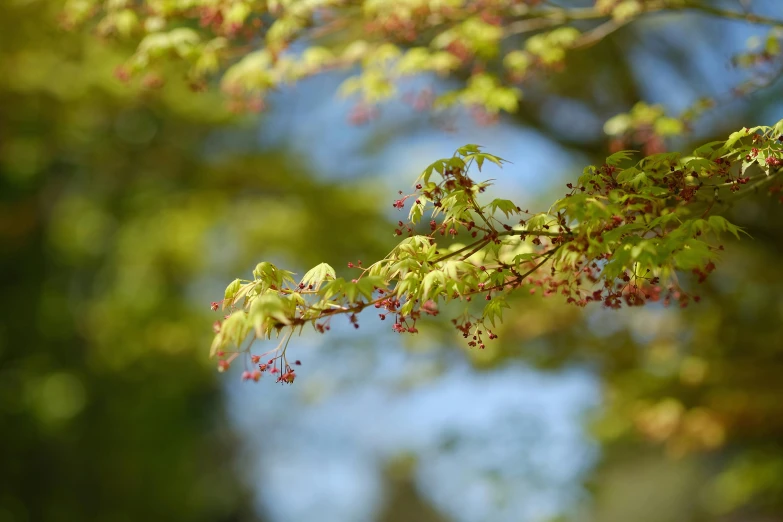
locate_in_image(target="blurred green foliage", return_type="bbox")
[0,1,393,520]
[0,2,254,520]
[584,195,783,521]
[3,0,783,521]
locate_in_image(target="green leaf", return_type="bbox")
[706,215,727,233]
[300,262,336,290]
[250,293,292,337]
[209,333,226,358]
[356,276,385,300]
[442,260,474,281]
[512,252,539,264]
[482,153,506,167]
[616,167,640,183]
[344,282,359,303]
[224,278,241,301]
[389,258,421,279]
[628,172,649,188]
[692,140,724,159]
[252,261,294,288]
[721,128,760,151]
[408,197,426,224]
[606,150,637,166]
[708,216,747,239]
[673,239,715,270]
[434,161,445,174]
[483,297,510,327]
[213,311,250,354]
[399,299,415,317]
[447,157,466,170]
[230,282,254,307]
[421,270,446,300]
[457,144,482,156]
[685,157,716,173]
[279,269,296,286]
[320,278,346,300]
[252,262,274,280]
[396,273,420,297]
[487,198,518,218]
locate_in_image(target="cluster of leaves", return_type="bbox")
[210,121,783,381]
[603,25,783,156]
[65,0,783,119]
[731,26,783,97]
[603,101,689,155]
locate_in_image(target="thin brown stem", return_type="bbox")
[465,244,563,297]
[573,18,630,49]
[432,237,490,264]
[682,1,783,26]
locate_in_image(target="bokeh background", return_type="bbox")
[2,1,782,521]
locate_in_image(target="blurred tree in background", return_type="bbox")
[0,1,395,520]
[0,2,255,520]
[4,0,783,521]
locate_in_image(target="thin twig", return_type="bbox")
[432,237,489,264]
[682,1,783,26]
[573,18,630,49]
